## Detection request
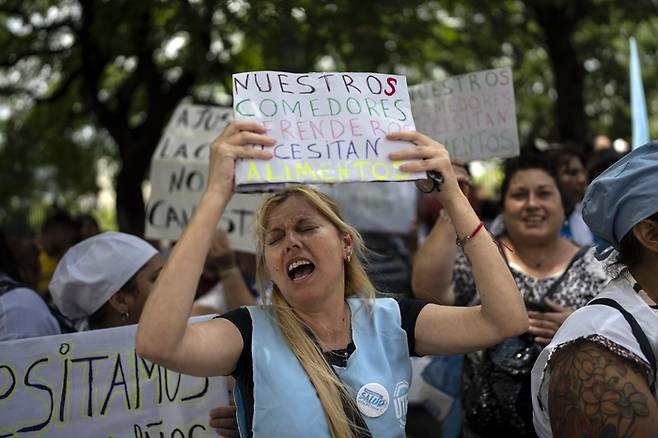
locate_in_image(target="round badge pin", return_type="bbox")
[356,382,389,418]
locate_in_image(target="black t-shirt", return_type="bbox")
[218,298,428,436]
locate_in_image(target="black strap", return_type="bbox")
[588,297,657,393]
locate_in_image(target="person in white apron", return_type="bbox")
[135,120,529,437]
[49,231,249,437]
[532,142,658,436]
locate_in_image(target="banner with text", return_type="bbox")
[145,104,265,251]
[0,318,228,437]
[409,67,519,162]
[232,71,423,189]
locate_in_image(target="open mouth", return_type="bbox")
[287,258,316,281]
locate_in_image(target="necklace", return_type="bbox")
[325,341,356,367]
[313,303,354,366]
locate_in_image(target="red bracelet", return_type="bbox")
[456,222,485,248]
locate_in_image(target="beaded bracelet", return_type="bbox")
[456,222,485,248]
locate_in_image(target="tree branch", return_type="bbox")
[33,18,77,34]
[77,0,132,151]
[0,84,36,98]
[0,46,72,67]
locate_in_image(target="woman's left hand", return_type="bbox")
[527,298,574,346]
[386,131,463,203]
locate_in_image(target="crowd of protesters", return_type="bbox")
[1,131,656,437]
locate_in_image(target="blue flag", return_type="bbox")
[630,37,649,149]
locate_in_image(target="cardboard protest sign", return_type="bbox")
[145,104,265,251]
[318,182,418,235]
[231,71,424,189]
[409,67,519,162]
[0,317,228,437]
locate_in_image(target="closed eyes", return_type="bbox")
[265,222,319,245]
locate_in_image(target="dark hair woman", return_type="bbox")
[412,153,608,437]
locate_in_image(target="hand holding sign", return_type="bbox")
[206,121,275,198]
[387,131,463,204]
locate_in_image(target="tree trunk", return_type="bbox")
[528,1,588,143]
[115,141,152,236]
[77,1,198,236]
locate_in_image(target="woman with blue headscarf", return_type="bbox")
[531,142,658,437]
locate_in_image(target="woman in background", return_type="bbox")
[413,154,607,436]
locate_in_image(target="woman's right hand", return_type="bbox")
[206,121,275,197]
[527,298,574,346]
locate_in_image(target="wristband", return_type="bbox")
[456,222,485,248]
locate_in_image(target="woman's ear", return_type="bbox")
[632,220,658,254]
[107,290,130,314]
[343,233,354,257]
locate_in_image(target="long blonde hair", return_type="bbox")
[255,185,376,438]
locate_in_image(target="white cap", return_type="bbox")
[50,231,158,320]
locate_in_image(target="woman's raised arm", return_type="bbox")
[135,121,274,377]
[387,131,528,356]
[412,161,470,304]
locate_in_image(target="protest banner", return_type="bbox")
[231,71,424,189]
[409,67,519,162]
[145,104,265,251]
[0,317,228,437]
[318,182,418,234]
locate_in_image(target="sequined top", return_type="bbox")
[453,246,608,309]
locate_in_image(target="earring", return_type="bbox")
[345,249,352,263]
[121,311,130,321]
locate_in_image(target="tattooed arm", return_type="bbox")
[548,340,658,438]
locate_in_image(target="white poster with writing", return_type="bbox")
[409,67,519,162]
[318,182,418,235]
[145,104,266,251]
[0,317,228,437]
[232,71,423,189]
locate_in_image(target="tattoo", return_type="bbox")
[548,341,651,437]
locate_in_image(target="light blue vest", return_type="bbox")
[237,298,411,437]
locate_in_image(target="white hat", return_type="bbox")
[50,231,158,320]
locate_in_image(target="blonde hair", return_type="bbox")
[255,185,376,438]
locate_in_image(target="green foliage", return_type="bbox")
[0,90,110,231]
[2,0,658,233]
